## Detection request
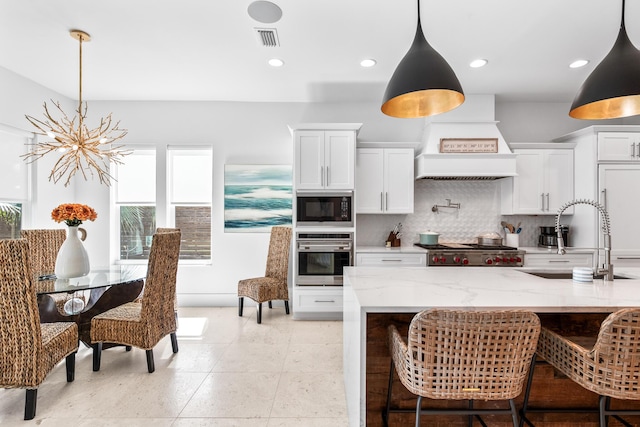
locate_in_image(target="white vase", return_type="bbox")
[55,226,90,279]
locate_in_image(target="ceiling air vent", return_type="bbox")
[254,28,279,47]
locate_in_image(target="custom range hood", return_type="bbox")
[415,95,517,180]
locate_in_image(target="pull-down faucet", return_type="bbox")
[556,199,614,281]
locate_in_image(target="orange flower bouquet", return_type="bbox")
[51,203,98,227]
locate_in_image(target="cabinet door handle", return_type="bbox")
[632,142,637,158]
[314,299,336,303]
[381,259,402,262]
[385,192,388,211]
[380,192,384,211]
[546,193,550,211]
[320,166,324,186]
[601,188,607,210]
[548,260,570,263]
[616,256,640,260]
[541,193,545,211]
[326,166,330,186]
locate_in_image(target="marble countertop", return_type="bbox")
[343,266,640,313]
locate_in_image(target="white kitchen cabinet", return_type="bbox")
[293,286,343,319]
[356,148,414,214]
[523,252,593,269]
[598,164,640,264]
[295,130,355,190]
[356,252,426,267]
[501,144,574,215]
[598,132,640,161]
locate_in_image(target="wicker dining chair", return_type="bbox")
[90,231,181,373]
[0,239,78,420]
[384,309,541,427]
[238,225,292,324]
[520,308,640,427]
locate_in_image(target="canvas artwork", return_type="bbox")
[224,164,292,232]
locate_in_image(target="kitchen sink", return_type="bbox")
[521,271,630,280]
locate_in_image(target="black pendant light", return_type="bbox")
[570,0,640,119]
[381,0,464,118]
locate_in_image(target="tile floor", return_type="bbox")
[0,306,349,426]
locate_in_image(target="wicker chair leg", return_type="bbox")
[238,297,244,317]
[66,352,76,382]
[125,346,132,351]
[268,301,273,309]
[599,395,607,427]
[24,389,37,420]
[170,332,179,353]
[92,343,103,372]
[146,349,155,373]
[415,395,423,427]
[285,300,290,315]
[518,353,537,427]
[509,399,519,427]
[257,302,262,324]
[383,358,394,427]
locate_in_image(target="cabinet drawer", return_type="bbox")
[524,253,593,268]
[356,252,426,267]
[295,288,343,312]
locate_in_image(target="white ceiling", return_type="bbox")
[1,0,638,105]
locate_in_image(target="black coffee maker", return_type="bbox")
[538,225,569,248]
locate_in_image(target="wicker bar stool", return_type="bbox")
[520,308,640,427]
[238,225,292,324]
[384,309,541,427]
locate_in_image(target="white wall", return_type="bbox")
[4,65,640,305]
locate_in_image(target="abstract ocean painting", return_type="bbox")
[224,165,292,232]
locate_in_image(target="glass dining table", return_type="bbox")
[36,265,147,347]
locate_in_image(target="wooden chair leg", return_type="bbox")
[238,297,244,316]
[24,389,37,420]
[92,343,102,372]
[257,302,262,324]
[170,332,179,353]
[66,352,76,382]
[285,300,290,315]
[146,349,155,373]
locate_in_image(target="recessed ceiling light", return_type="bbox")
[268,58,284,67]
[360,59,377,68]
[248,1,282,24]
[569,59,589,68]
[469,59,488,68]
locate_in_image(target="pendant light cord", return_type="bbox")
[78,33,83,131]
[621,0,626,30]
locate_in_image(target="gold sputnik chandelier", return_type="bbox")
[23,29,129,187]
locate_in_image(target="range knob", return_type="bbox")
[516,256,522,263]
[462,258,469,265]
[503,257,510,263]
[493,257,501,263]
[432,255,440,264]
[453,256,461,264]
[509,257,516,263]
[439,256,447,264]
[485,258,493,265]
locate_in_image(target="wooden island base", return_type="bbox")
[366,312,640,427]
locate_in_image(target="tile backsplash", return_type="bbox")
[356,179,556,248]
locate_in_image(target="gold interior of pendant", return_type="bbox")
[570,94,640,120]
[381,89,465,118]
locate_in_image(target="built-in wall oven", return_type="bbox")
[296,232,353,285]
[296,191,353,227]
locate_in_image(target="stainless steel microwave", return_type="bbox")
[296,192,353,227]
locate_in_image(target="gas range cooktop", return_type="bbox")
[414,243,525,267]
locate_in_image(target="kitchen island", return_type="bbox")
[343,266,640,427]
